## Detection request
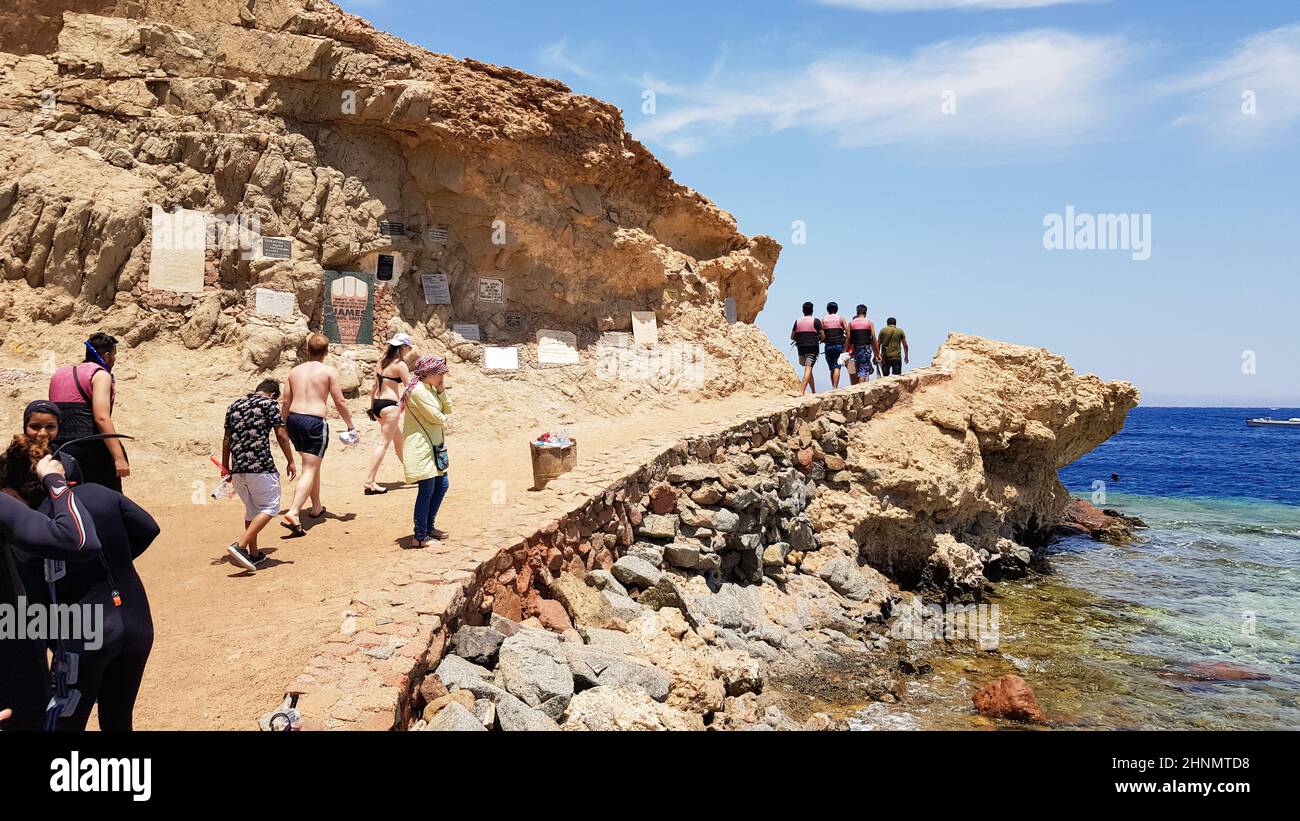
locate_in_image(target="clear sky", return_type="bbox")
[341,0,1299,406]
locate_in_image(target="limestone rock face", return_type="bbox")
[806,333,1138,593]
[0,0,796,397]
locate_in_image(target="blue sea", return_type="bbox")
[1051,406,1300,729]
[853,406,1300,731]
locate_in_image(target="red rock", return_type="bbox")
[797,449,814,472]
[972,675,1046,723]
[649,481,678,514]
[492,585,524,622]
[1186,661,1271,682]
[1062,499,1111,531]
[535,599,573,633]
[824,454,846,471]
[546,547,564,573]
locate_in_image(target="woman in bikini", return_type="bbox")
[363,333,413,495]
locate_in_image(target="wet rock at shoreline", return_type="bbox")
[972,674,1046,723]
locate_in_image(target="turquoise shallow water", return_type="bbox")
[852,408,1300,730]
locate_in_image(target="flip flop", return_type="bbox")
[363,487,387,495]
[280,520,306,538]
[306,508,328,519]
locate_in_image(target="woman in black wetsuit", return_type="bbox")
[7,435,159,731]
[0,447,99,731]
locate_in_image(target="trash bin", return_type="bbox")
[530,438,577,490]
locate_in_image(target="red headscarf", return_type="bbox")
[399,355,448,411]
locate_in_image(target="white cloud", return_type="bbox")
[816,0,1092,10]
[633,30,1138,154]
[1167,24,1300,142]
[538,37,597,81]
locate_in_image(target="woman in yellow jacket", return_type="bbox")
[400,355,452,547]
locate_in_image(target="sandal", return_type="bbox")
[363,486,387,495]
[280,519,306,538]
[306,507,328,519]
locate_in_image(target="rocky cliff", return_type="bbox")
[282,335,1138,731]
[0,0,795,407]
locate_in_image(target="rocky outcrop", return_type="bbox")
[0,0,796,401]
[388,337,1136,730]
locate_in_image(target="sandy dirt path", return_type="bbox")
[121,392,781,730]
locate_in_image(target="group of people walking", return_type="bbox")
[791,302,909,395]
[221,332,454,571]
[0,327,457,732]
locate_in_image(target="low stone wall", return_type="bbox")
[277,368,950,730]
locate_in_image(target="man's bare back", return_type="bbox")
[284,360,338,419]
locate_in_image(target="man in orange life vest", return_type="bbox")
[790,302,824,396]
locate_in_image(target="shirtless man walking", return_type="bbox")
[280,333,357,536]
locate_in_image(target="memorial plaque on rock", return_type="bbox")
[379,221,405,237]
[484,347,518,370]
[504,312,524,332]
[537,329,579,365]
[261,237,293,259]
[477,277,505,303]
[376,254,395,282]
[725,298,737,324]
[630,311,659,346]
[323,271,374,345]
[428,224,449,245]
[421,273,451,305]
[600,331,632,348]
[148,206,205,293]
[254,288,296,317]
[452,323,481,342]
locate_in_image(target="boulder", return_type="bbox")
[547,573,616,628]
[612,555,662,589]
[450,625,506,665]
[495,692,562,731]
[564,645,672,702]
[972,675,1045,723]
[636,513,679,540]
[496,630,575,719]
[425,700,487,732]
[648,482,678,514]
[421,689,476,723]
[561,686,704,731]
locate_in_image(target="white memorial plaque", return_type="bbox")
[421,273,451,305]
[452,323,481,342]
[148,206,205,293]
[428,224,449,245]
[254,288,296,317]
[537,329,579,364]
[630,311,659,346]
[725,298,737,324]
[484,346,518,370]
[600,331,631,348]
[478,277,505,303]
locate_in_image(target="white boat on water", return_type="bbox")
[1246,417,1300,427]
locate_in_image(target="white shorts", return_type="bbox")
[232,473,281,520]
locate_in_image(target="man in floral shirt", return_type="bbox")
[222,379,296,571]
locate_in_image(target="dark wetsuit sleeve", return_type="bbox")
[120,494,161,560]
[0,475,100,560]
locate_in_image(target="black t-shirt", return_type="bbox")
[224,394,283,474]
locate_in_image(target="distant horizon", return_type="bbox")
[1137,396,1300,409]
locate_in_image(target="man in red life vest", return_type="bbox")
[48,332,128,491]
[846,304,882,385]
[790,301,824,395]
[821,301,849,390]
